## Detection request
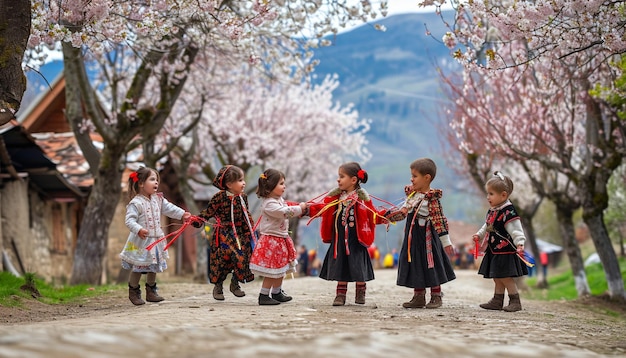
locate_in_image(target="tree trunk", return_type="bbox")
[0,0,30,124]
[70,149,123,284]
[583,213,625,299]
[179,179,205,282]
[63,42,126,285]
[555,206,590,297]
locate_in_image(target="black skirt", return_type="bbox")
[478,249,528,278]
[396,214,456,289]
[319,207,374,282]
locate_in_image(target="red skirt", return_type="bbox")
[249,234,297,278]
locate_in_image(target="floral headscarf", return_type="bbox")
[213,165,233,190]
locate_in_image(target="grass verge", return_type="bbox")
[0,272,120,307]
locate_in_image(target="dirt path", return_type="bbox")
[1,269,625,357]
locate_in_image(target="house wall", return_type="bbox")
[1,180,84,283]
[1,180,38,277]
[1,180,192,284]
[106,195,132,283]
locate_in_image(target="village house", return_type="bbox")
[2,72,199,284]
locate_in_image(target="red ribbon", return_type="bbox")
[145,215,205,251]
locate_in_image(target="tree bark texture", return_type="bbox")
[555,206,591,297]
[70,158,123,284]
[0,0,30,125]
[578,85,626,299]
[583,212,625,299]
[63,43,125,284]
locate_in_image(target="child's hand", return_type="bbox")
[190,215,205,228]
[299,202,310,217]
[517,244,524,253]
[138,228,148,239]
[444,244,455,259]
[182,212,191,221]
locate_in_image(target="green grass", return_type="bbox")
[526,256,626,301]
[0,272,119,307]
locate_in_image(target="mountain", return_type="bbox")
[309,12,477,222]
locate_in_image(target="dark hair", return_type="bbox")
[339,162,368,186]
[486,171,514,194]
[256,168,285,198]
[219,166,244,189]
[128,166,159,200]
[410,158,437,181]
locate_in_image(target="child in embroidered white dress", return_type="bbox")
[120,166,191,306]
[249,169,307,305]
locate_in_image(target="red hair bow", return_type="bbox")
[129,172,139,183]
[357,169,366,180]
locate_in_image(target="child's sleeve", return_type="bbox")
[307,196,333,218]
[505,219,526,246]
[266,199,303,219]
[198,194,221,221]
[474,223,487,238]
[161,197,185,220]
[125,203,143,234]
[429,198,452,247]
[363,199,390,225]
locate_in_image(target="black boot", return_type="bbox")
[272,290,292,302]
[258,293,280,305]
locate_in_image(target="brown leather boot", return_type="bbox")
[402,292,426,308]
[213,282,225,301]
[230,279,245,297]
[425,293,442,309]
[332,294,346,306]
[145,283,164,302]
[503,293,522,312]
[480,294,504,310]
[128,284,145,306]
[355,288,366,304]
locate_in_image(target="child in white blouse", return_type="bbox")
[120,166,190,305]
[249,168,307,305]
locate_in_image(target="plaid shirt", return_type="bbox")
[387,189,449,237]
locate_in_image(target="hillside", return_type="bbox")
[310,12,479,224]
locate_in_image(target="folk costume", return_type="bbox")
[120,192,186,305]
[198,166,255,297]
[308,188,388,305]
[249,197,301,279]
[476,200,528,279]
[120,192,186,273]
[385,189,455,308]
